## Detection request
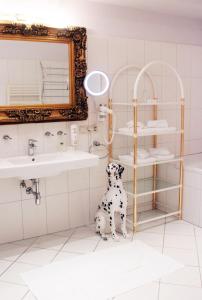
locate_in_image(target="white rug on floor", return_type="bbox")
[22,240,183,300]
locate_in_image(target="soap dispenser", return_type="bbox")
[70,124,79,148]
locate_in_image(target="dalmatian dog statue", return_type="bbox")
[95,163,128,241]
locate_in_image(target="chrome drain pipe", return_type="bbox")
[20,179,41,205]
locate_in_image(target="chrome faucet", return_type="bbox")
[28,139,38,156]
[3,135,12,140]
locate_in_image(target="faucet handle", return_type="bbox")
[28,138,38,144]
[45,131,54,137]
[3,135,12,140]
[57,130,67,136]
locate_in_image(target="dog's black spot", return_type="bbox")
[119,190,122,194]
[98,226,100,229]
[110,216,112,220]
[120,204,123,208]
[121,214,125,220]
[117,185,119,188]
[115,194,117,197]
[104,208,107,212]
[98,205,101,209]
[110,221,112,226]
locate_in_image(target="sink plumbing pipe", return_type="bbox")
[20,179,41,205]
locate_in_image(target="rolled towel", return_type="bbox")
[147,120,168,128]
[149,147,171,156]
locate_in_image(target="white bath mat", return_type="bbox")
[22,240,183,300]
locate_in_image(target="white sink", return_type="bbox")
[0,150,99,180]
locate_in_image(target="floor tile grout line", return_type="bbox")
[0,237,39,278]
[159,281,202,289]
[0,280,30,300]
[193,226,202,288]
[161,245,197,251]
[50,229,76,262]
[160,279,202,288]
[21,290,31,300]
[0,278,27,287]
[93,236,102,252]
[0,259,41,268]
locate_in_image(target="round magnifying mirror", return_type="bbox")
[84,71,109,96]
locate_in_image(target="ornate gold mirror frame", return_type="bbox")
[0,23,87,124]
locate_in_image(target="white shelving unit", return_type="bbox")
[108,62,185,232]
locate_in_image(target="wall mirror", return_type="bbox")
[0,23,87,124]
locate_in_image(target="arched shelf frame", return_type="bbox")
[109,64,157,100]
[133,60,184,100]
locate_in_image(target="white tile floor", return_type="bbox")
[0,220,202,300]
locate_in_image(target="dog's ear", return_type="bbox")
[118,164,124,177]
[106,165,111,176]
[118,164,124,173]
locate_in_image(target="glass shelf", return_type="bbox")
[112,157,182,168]
[112,101,181,106]
[115,129,182,137]
[123,177,181,197]
[126,209,180,227]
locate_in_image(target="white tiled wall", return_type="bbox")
[0,34,202,244]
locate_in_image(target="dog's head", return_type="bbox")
[106,163,124,179]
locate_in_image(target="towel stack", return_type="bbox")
[147,120,168,128]
[118,147,174,165]
[118,119,176,136]
[149,147,174,161]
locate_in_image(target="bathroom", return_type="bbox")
[0,0,202,299]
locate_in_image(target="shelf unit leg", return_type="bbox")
[108,98,112,163]
[133,100,138,233]
[152,101,158,209]
[179,98,185,219]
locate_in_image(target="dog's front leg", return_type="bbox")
[121,212,128,238]
[109,212,119,241]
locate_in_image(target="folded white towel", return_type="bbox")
[118,126,176,136]
[126,120,144,129]
[147,120,168,128]
[149,147,171,156]
[118,155,156,165]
